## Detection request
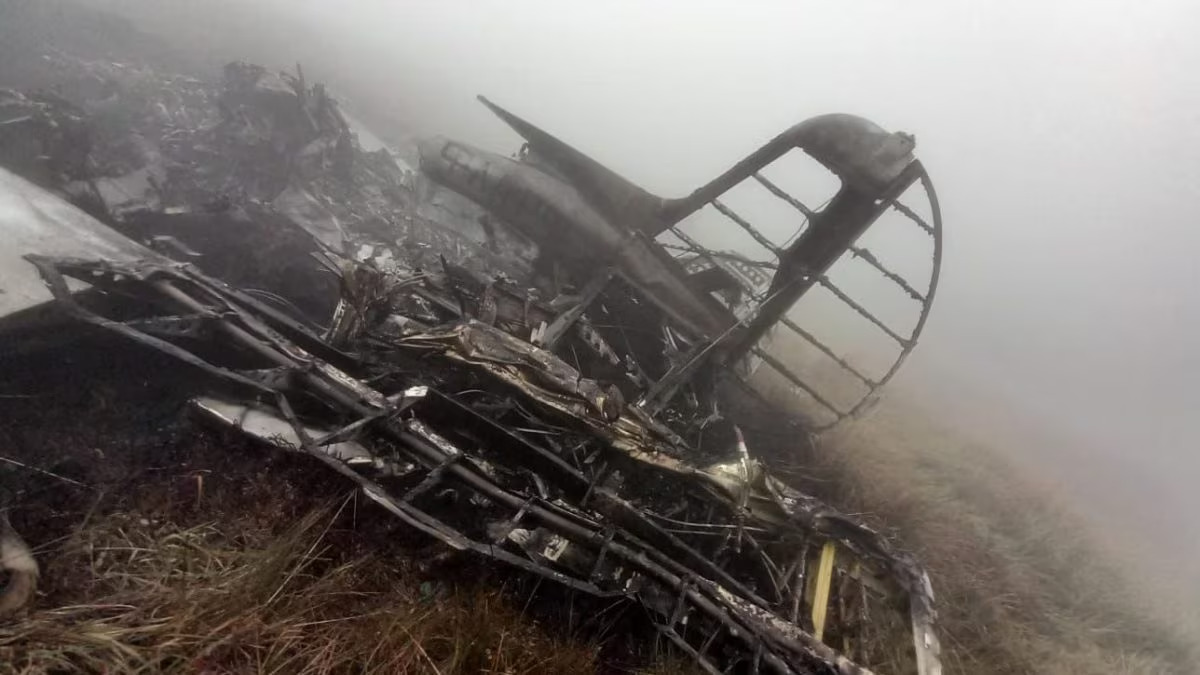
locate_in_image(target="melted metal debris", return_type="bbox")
[0,53,943,674]
[17,254,938,675]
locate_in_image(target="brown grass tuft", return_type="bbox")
[10,337,1196,673]
[807,398,1200,675]
[0,504,605,674]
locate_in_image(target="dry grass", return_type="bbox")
[0,340,693,675]
[804,397,1200,675]
[0,503,611,674]
[8,337,1196,674]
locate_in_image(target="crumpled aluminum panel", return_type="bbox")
[0,167,163,322]
[20,255,939,675]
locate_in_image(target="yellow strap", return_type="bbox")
[811,541,837,642]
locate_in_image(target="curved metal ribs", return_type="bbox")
[457,98,943,430]
[657,156,943,431]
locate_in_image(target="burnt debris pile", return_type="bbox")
[0,51,944,675]
[0,53,527,321]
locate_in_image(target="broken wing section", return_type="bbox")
[0,167,165,325]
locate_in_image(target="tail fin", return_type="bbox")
[476,96,666,237]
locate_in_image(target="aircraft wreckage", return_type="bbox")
[0,59,943,674]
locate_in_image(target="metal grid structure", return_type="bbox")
[660,161,943,429]
[24,256,941,674]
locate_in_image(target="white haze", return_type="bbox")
[83,0,1200,590]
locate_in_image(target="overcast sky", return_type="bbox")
[259,0,1200,443]
[277,0,1199,487]
[93,0,1200,583]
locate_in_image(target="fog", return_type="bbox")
[66,0,1200,590]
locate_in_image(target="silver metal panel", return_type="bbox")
[0,168,159,321]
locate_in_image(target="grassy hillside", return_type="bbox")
[0,342,686,674]
[4,337,1197,674]
[3,3,1192,670]
[1,503,613,673]
[809,397,1199,674]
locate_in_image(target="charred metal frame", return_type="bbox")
[659,163,943,427]
[3,77,945,673]
[647,127,943,428]
[422,100,943,429]
[24,256,941,675]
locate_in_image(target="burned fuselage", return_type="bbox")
[419,135,736,341]
[0,56,943,675]
[419,97,943,427]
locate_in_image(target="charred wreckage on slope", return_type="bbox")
[0,57,943,674]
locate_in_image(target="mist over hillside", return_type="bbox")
[2,0,1198,669]
[16,0,1200,599]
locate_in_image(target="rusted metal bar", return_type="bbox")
[310,388,427,447]
[752,173,816,219]
[892,200,934,236]
[124,314,212,339]
[751,347,843,417]
[752,643,766,675]
[539,267,614,348]
[722,165,921,363]
[849,246,925,302]
[789,543,810,625]
[711,199,783,257]
[659,628,724,675]
[667,226,730,274]
[587,527,617,582]
[699,623,725,657]
[740,531,785,604]
[402,452,461,503]
[276,367,839,674]
[660,242,780,271]
[658,114,915,228]
[24,258,276,395]
[668,576,695,627]
[261,392,616,597]
[391,432,819,673]
[815,277,909,347]
[769,310,876,387]
[489,498,534,544]
[310,412,390,447]
[842,164,943,423]
[419,391,780,612]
